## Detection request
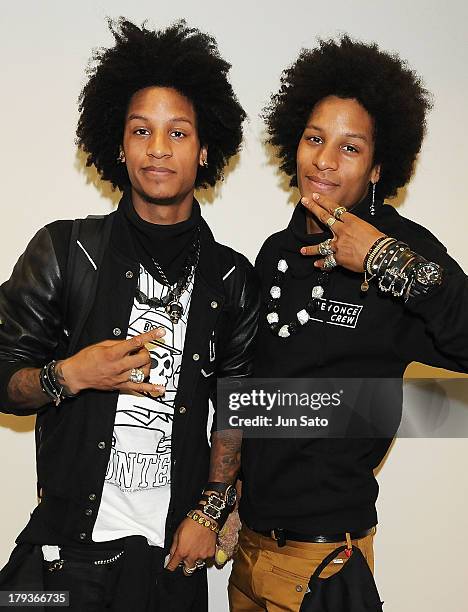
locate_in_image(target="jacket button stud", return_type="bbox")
[89,493,97,501]
[125,271,134,279]
[113,328,121,336]
[79,533,87,540]
[192,353,200,361]
[179,406,187,414]
[85,509,93,516]
[98,441,106,450]
[211,301,218,309]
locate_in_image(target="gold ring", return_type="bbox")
[333,206,347,220]
[326,216,337,228]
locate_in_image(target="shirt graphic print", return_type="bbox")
[93,264,193,547]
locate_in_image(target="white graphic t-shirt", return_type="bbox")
[92,265,193,547]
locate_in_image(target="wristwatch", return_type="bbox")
[409,260,444,297]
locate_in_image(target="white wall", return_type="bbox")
[1,1,467,610]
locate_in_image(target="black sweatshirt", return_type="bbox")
[240,196,468,534]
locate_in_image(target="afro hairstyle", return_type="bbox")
[264,35,432,199]
[76,18,246,190]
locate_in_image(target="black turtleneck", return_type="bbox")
[121,192,201,285]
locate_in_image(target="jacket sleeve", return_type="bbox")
[0,226,65,414]
[217,252,261,378]
[210,251,261,432]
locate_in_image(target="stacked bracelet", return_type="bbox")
[193,482,237,531]
[364,237,444,300]
[39,360,74,406]
[197,495,230,530]
[364,236,393,274]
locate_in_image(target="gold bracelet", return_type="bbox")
[187,509,220,534]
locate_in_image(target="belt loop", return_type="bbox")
[272,528,286,548]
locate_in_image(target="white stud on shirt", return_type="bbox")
[297,309,310,325]
[311,285,324,299]
[267,312,279,324]
[277,259,288,273]
[270,286,281,299]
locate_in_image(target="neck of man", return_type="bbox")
[131,187,194,225]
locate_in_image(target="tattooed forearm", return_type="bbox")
[7,367,50,410]
[208,429,242,484]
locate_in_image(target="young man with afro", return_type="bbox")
[0,18,259,611]
[229,36,468,610]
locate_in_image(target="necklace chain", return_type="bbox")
[135,227,200,324]
[152,259,171,287]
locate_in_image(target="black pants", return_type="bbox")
[1,543,207,612]
[42,553,122,611]
[42,549,208,612]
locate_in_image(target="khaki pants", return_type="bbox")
[228,525,375,612]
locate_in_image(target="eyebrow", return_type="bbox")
[127,113,193,125]
[345,132,368,142]
[305,123,368,142]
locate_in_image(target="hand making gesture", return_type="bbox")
[300,192,386,272]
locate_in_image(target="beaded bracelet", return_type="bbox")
[186,509,220,534]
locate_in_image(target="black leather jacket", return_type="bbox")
[0,205,260,548]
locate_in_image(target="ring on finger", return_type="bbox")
[195,559,206,569]
[323,254,338,270]
[129,367,145,384]
[183,565,197,576]
[318,239,335,256]
[326,216,337,228]
[333,206,347,220]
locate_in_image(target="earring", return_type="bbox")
[370,182,376,216]
[118,147,125,163]
[202,159,208,168]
